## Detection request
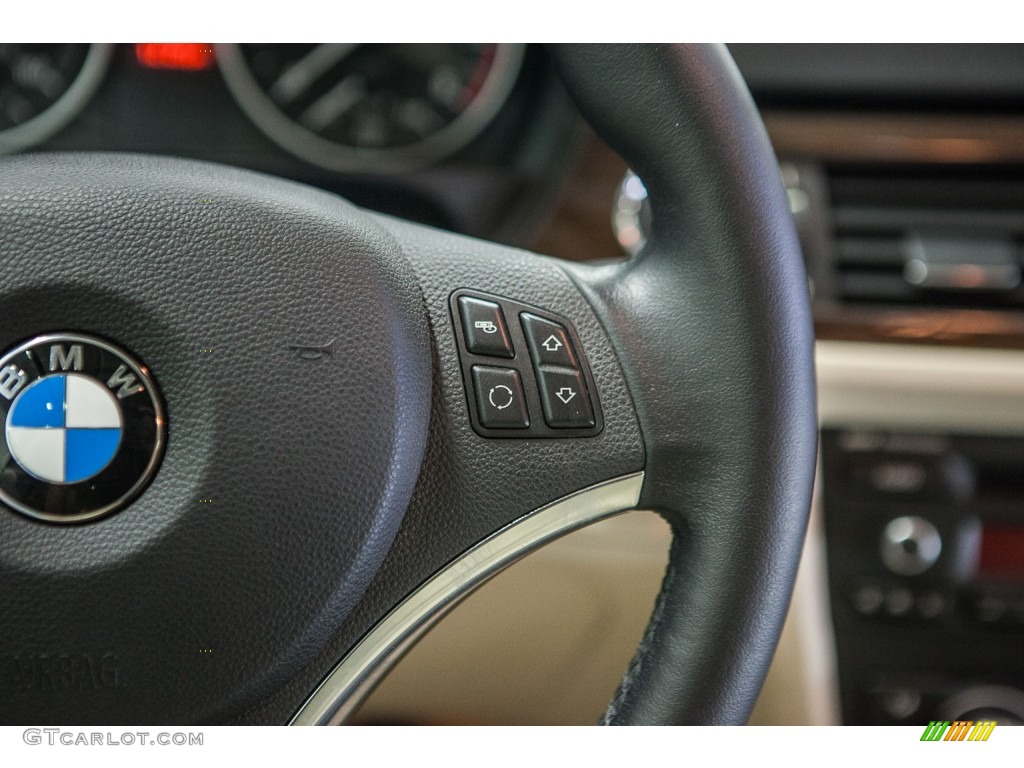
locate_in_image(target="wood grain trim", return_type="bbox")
[815,302,1024,350]
[764,111,1024,165]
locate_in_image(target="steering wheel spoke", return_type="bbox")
[277,217,649,723]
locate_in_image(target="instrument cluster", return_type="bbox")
[0,43,580,243]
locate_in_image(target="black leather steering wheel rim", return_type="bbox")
[0,43,815,726]
[554,43,817,724]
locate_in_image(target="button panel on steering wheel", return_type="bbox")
[450,290,603,438]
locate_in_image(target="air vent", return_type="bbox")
[828,167,1024,308]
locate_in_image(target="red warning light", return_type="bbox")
[135,44,215,71]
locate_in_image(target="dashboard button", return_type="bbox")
[852,585,884,616]
[535,368,594,429]
[471,366,529,429]
[884,588,914,617]
[917,591,947,619]
[880,516,942,576]
[459,296,514,358]
[520,312,577,369]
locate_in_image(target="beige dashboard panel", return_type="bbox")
[353,510,671,725]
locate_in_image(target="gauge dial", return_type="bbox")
[217,43,525,173]
[0,44,112,154]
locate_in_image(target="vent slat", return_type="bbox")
[834,206,1024,234]
[840,272,917,303]
[827,168,1024,308]
[835,236,904,267]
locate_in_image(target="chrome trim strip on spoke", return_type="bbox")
[290,471,646,725]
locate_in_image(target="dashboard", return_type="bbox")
[0,43,582,246]
[5,43,1024,726]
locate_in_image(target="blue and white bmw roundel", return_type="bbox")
[6,373,123,483]
[0,334,165,523]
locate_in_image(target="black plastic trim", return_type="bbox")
[449,289,603,439]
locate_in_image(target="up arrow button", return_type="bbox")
[542,335,563,352]
[521,313,577,368]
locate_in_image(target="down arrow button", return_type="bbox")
[536,367,595,429]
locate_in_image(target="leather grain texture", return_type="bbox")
[0,153,645,726]
[552,44,818,725]
[0,154,431,724]
[234,216,646,724]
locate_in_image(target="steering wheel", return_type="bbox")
[0,44,815,725]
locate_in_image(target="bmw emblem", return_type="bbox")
[0,334,165,523]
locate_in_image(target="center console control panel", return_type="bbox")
[823,429,1024,725]
[450,291,603,439]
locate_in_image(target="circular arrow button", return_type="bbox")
[470,366,529,430]
[488,385,514,410]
